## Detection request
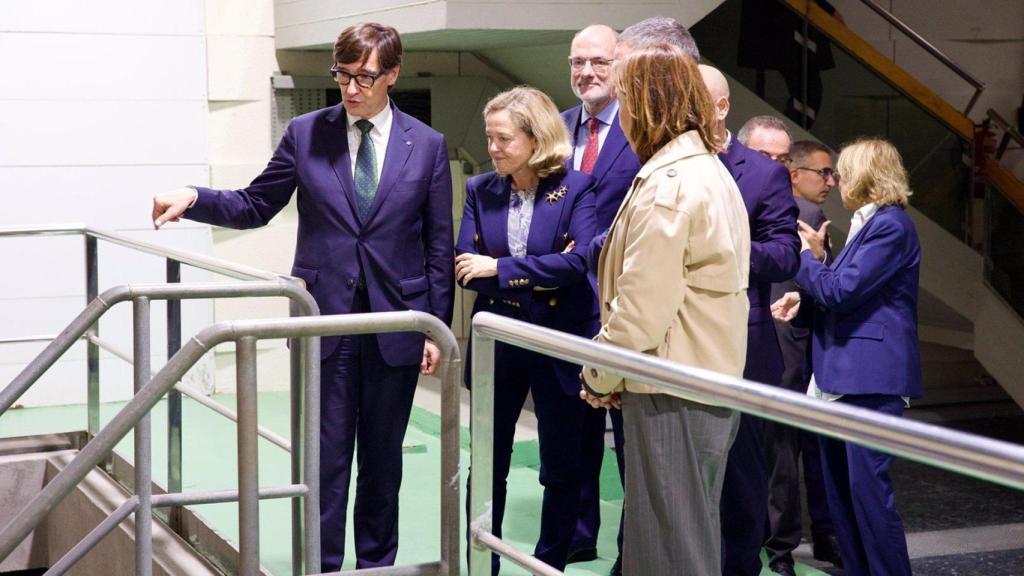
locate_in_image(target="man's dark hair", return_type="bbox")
[333,22,403,71]
[619,17,700,60]
[789,140,834,166]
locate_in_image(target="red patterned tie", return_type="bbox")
[580,117,600,174]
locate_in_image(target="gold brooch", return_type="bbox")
[546,185,568,204]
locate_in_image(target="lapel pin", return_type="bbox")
[546,185,568,204]
[405,140,412,146]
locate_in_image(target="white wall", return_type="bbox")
[0,0,215,406]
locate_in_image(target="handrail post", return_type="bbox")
[469,330,495,576]
[439,351,462,576]
[289,297,303,576]
[166,259,184,533]
[236,336,261,576]
[302,328,322,572]
[85,234,99,436]
[133,296,153,576]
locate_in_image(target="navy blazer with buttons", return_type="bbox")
[719,139,801,386]
[456,169,598,395]
[796,204,922,398]
[186,102,455,365]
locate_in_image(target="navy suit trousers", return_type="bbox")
[319,288,420,572]
[819,395,912,576]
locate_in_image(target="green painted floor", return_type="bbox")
[0,393,827,575]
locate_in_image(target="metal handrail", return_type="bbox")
[1,223,311,570]
[987,108,1024,159]
[856,0,985,114]
[0,224,285,282]
[0,281,318,574]
[0,311,463,576]
[858,0,984,90]
[468,312,1024,574]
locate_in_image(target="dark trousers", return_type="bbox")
[720,413,769,576]
[571,407,625,557]
[319,289,420,572]
[476,343,587,574]
[764,421,835,564]
[819,395,912,576]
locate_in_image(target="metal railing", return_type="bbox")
[0,281,319,574]
[0,224,316,573]
[857,0,985,115]
[0,310,462,576]
[468,312,1024,575]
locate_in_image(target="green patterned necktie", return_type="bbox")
[353,119,378,220]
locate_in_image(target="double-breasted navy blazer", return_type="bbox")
[719,139,801,385]
[796,204,922,398]
[456,169,598,395]
[187,102,455,365]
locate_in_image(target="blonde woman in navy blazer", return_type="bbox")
[773,138,920,576]
[455,86,597,573]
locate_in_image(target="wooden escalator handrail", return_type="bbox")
[983,159,1024,216]
[782,0,975,142]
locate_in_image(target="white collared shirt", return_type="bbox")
[847,202,879,243]
[572,100,619,171]
[346,102,393,179]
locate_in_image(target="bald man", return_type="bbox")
[561,24,641,570]
[699,64,800,576]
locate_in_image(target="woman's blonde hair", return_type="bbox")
[837,138,912,208]
[613,43,720,163]
[483,86,571,178]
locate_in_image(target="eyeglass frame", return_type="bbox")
[568,57,615,73]
[794,165,840,182]
[329,66,390,89]
[756,150,792,165]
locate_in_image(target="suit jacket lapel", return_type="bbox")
[720,140,747,184]
[589,115,629,183]
[482,176,512,258]
[831,206,890,269]
[364,105,413,224]
[326,104,361,224]
[526,177,569,255]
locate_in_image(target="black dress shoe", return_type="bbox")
[769,560,796,576]
[565,546,598,564]
[609,556,622,576]
[813,534,844,568]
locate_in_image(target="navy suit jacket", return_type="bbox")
[561,104,642,296]
[719,139,801,386]
[796,205,922,398]
[772,196,830,391]
[456,170,598,395]
[187,102,455,365]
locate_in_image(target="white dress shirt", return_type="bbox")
[347,101,393,180]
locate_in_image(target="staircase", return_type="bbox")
[691,0,1024,408]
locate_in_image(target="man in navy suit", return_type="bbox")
[152,23,454,573]
[698,65,800,576]
[745,130,841,576]
[559,24,641,571]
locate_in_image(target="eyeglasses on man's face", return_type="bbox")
[757,150,791,165]
[795,166,839,182]
[330,66,388,89]
[568,57,615,74]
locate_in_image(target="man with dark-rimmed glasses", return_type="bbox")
[152,22,454,572]
[763,137,842,576]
